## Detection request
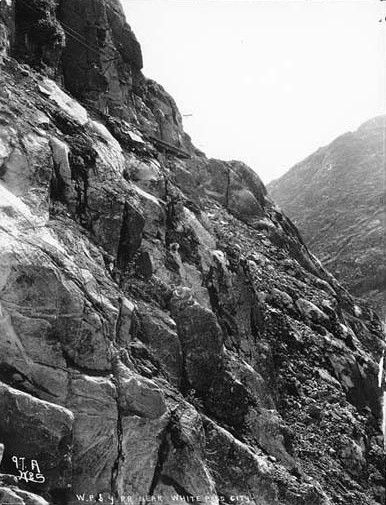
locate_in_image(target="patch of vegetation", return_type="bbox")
[67,135,97,183]
[51,109,85,136]
[14,0,65,68]
[30,17,64,47]
[184,389,204,411]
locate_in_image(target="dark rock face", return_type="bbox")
[268,117,386,318]
[58,0,141,104]
[0,383,73,492]
[0,3,385,505]
[0,0,14,58]
[13,0,65,73]
[57,0,193,152]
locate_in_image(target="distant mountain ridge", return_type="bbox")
[268,116,386,318]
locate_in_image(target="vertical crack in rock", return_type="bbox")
[111,398,123,500]
[115,297,124,344]
[58,134,98,224]
[50,156,67,204]
[225,165,231,210]
[241,259,265,341]
[179,342,191,397]
[148,422,170,495]
[116,201,145,273]
[148,410,206,502]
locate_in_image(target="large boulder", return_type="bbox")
[0,383,73,493]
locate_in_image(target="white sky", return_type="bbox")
[122,0,385,183]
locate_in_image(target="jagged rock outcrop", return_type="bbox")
[0,2,385,505]
[268,117,386,318]
[2,0,194,153]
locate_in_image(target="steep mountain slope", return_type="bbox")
[0,2,385,505]
[268,117,386,318]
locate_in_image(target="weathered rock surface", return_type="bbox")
[268,117,386,317]
[0,2,385,505]
[0,383,73,493]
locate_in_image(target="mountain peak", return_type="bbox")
[357,114,386,132]
[269,115,386,318]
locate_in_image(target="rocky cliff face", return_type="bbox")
[0,2,385,505]
[268,117,386,319]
